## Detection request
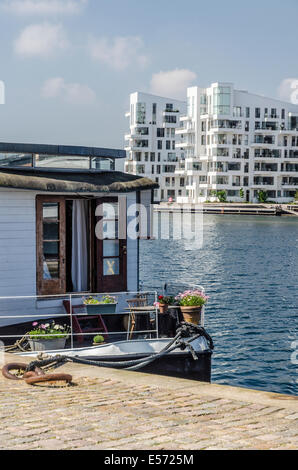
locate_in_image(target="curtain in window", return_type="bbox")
[72,200,89,292]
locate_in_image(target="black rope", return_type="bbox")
[26,356,67,372]
[26,323,214,373]
[61,332,182,371]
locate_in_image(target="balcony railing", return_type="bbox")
[264,114,280,119]
[0,291,162,349]
[253,181,275,186]
[164,109,180,113]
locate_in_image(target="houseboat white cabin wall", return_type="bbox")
[0,188,142,327]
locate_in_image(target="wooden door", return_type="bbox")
[36,196,66,295]
[95,198,127,293]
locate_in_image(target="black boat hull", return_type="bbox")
[83,350,212,382]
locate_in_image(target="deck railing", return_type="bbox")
[0,291,160,350]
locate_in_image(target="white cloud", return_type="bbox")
[150,69,197,99]
[88,36,148,70]
[278,78,298,104]
[2,0,87,15]
[14,22,68,58]
[42,77,96,105]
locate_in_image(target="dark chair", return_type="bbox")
[63,300,109,345]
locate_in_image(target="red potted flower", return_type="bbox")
[156,295,174,314]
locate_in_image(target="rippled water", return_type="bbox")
[140,214,298,396]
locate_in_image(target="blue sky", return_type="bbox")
[0,0,297,149]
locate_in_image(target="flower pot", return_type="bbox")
[180,306,202,325]
[93,342,106,347]
[85,304,117,315]
[28,337,67,352]
[159,304,168,314]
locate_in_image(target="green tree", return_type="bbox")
[257,190,268,203]
[294,191,298,202]
[217,190,227,203]
[240,188,245,199]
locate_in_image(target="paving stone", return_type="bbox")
[0,357,297,451]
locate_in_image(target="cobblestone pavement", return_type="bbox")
[0,357,297,450]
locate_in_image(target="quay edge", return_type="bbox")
[3,352,297,411]
[155,202,298,217]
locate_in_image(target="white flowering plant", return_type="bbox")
[28,321,71,341]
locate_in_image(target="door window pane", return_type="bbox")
[103,221,118,239]
[44,260,60,280]
[103,202,119,219]
[43,242,59,256]
[43,203,59,220]
[103,240,119,257]
[103,258,120,276]
[43,222,59,240]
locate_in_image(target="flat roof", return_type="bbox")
[0,142,126,159]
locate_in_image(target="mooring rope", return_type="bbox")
[3,334,30,353]
[25,323,214,374]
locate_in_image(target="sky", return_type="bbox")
[0,0,298,149]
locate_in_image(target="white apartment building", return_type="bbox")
[124,92,186,202]
[176,83,298,203]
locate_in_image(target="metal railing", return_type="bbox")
[0,291,159,351]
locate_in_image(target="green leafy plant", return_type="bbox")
[93,335,105,344]
[83,295,117,305]
[210,190,227,202]
[217,190,227,203]
[257,190,268,203]
[28,321,70,341]
[294,191,298,201]
[240,188,245,199]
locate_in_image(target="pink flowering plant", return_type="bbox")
[175,290,209,307]
[28,321,70,341]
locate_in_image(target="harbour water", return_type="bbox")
[140,214,298,396]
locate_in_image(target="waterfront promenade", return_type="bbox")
[155,202,298,217]
[0,353,297,450]
[154,202,298,217]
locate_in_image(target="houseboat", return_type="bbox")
[0,142,213,382]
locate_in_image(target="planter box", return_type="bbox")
[85,304,117,315]
[28,337,67,352]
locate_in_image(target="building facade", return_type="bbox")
[176,83,298,203]
[124,92,186,202]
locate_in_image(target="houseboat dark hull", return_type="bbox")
[19,337,213,382]
[82,350,212,382]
